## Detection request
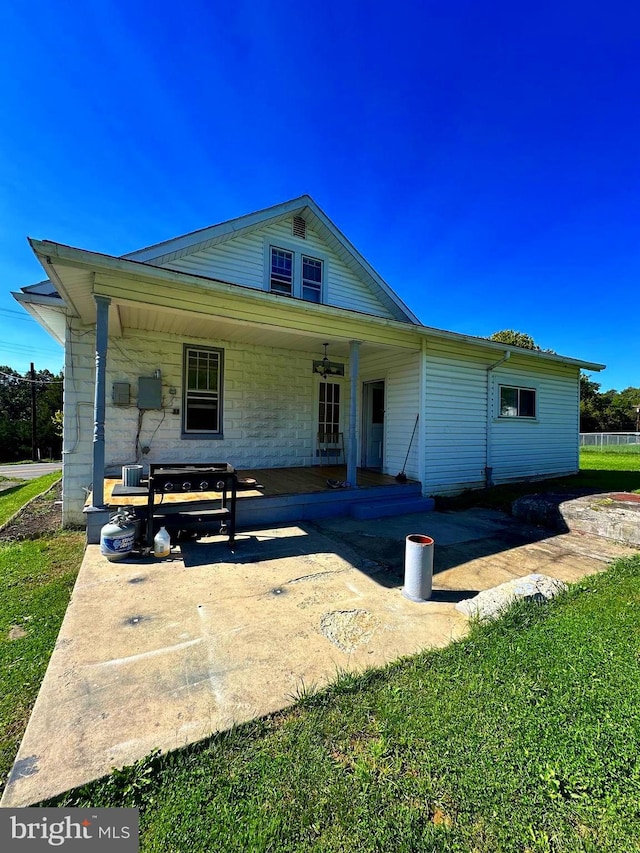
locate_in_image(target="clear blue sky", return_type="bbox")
[1,0,638,391]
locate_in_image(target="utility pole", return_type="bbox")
[30,362,37,462]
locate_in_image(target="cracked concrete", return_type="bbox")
[2,507,636,808]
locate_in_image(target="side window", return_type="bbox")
[182,345,223,436]
[499,385,536,418]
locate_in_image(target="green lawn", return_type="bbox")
[48,554,640,852]
[3,460,640,851]
[0,533,85,791]
[0,473,62,528]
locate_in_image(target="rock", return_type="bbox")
[455,573,567,621]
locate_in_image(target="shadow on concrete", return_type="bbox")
[177,507,563,593]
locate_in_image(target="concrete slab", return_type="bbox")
[2,509,636,807]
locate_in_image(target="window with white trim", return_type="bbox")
[499,385,536,418]
[268,244,324,303]
[270,248,293,295]
[318,381,340,434]
[182,345,223,436]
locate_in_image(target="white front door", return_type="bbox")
[362,381,384,469]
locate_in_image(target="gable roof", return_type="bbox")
[123,195,421,325]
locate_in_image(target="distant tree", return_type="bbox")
[0,366,63,461]
[489,329,541,350]
[579,374,640,432]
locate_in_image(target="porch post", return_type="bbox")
[347,340,360,487]
[91,295,111,508]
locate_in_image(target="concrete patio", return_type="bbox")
[2,507,635,807]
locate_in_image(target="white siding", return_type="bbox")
[360,350,421,479]
[158,219,399,320]
[490,361,580,482]
[424,343,488,494]
[422,340,581,495]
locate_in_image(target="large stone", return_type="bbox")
[512,492,640,546]
[455,573,567,621]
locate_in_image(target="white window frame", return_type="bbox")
[498,384,537,419]
[264,237,326,303]
[181,344,224,438]
[316,377,344,462]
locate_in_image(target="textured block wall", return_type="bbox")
[61,323,346,524]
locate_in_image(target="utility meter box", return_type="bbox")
[112,381,130,406]
[138,376,162,409]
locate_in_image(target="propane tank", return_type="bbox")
[100,507,137,562]
[153,526,171,558]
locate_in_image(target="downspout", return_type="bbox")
[347,340,361,487]
[485,350,510,487]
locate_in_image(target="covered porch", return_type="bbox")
[26,239,427,533]
[102,465,430,534]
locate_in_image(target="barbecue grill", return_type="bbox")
[146,463,238,547]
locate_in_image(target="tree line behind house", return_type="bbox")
[0,366,63,462]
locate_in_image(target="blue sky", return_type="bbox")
[1,0,638,391]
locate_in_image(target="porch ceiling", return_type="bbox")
[117,302,407,358]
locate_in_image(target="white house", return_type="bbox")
[14,196,604,539]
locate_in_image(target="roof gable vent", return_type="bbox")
[292,216,307,239]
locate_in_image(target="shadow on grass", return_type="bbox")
[435,468,640,514]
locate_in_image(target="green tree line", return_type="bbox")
[580,374,640,433]
[0,366,63,462]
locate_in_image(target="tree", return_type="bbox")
[488,329,541,350]
[0,366,63,461]
[579,373,640,432]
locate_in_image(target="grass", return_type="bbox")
[436,447,640,512]
[45,554,640,852]
[581,444,640,455]
[0,533,85,790]
[0,473,62,528]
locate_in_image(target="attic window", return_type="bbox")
[292,216,307,239]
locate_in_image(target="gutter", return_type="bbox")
[485,351,510,487]
[27,239,606,372]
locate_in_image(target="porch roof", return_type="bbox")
[16,238,425,357]
[15,237,605,372]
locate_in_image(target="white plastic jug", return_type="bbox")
[153,526,171,558]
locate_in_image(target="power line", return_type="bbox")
[0,369,63,384]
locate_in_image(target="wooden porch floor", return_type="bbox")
[104,466,413,507]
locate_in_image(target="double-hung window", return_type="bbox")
[270,248,294,295]
[268,244,324,303]
[182,345,223,437]
[499,385,536,418]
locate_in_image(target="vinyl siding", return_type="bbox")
[158,219,399,320]
[423,340,581,495]
[490,361,580,482]
[360,350,421,479]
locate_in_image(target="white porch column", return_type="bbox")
[91,295,111,508]
[347,340,361,487]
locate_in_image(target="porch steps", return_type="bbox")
[350,496,435,519]
[235,482,424,528]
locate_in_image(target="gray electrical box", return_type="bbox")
[138,376,162,409]
[112,381,130,406]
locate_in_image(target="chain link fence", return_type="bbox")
[580,432,640,447]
